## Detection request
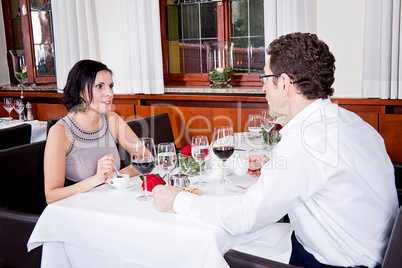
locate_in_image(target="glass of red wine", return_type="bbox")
[212,126,235,184]
[131,137,156,201]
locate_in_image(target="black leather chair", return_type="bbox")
[127,113,175,145]
[121,113,175,167]
[0,140,46,268]
[394,162,402,206]
[46,117,61,135]
[224,206,402,268]
[224,250,302,268]
[382,205,402,268]
[0,123,31,150]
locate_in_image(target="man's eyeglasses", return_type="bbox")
[259,74,278,85]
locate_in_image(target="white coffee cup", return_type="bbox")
[108,174,129,190]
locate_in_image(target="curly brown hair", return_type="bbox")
[268,32,336,99]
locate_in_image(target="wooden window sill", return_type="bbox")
[1,84,58,92]
[164,86,264,95]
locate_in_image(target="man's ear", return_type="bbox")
[280,73,292,98]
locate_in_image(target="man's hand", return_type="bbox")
[153,185,183,213]
[245,154,270,177]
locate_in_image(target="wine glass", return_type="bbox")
[14,99,25,122]
[157,142,177,186]
[191,136,209,186]
[131,137,156,201]
[247,114,262,139]
[212,126,235,184]
[3,98,14,123]
[262,115,277,133]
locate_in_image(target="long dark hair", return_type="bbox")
[60,59,112,112]
[268,32,336,99]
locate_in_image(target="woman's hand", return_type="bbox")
[95,154,116,184]
[245,154,270,177]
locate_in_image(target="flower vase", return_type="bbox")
[205,41,234,89]
[262,129,282,150]
[9,50,28,87]
[178,153,206,176]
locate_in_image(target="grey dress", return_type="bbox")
[61,113,120,183]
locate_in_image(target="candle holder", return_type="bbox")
[205,41,234,89]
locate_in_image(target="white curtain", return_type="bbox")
[363,0,402,99]
[51,0,99,92]
[264,0,317,62]
[120,0,164,94]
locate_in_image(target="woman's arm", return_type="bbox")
[44,123,115,204]
[107,112,140,177]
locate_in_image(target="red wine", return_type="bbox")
[132,159,155,174]
[213,146,234,160]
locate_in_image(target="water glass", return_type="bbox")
[191,136,209,186]
[157,142,177,186]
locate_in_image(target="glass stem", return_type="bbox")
[222,160,226,182]
[144,175,148,197]
[199,163,204,183]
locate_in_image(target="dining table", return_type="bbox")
[27,132,293,268]
[0,119,47,142]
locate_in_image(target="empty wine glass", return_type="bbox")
[132,137,156,201]
[262,115,277,133]
[247,114,262,139]
[157,142,177,186]
[191,136,209,186]
[212,126,235,184]
[3,98,14,123]
[14,99,25,122]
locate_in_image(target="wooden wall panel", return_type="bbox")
[379,114,402,163]
[35,103,68,121]
[33,103,134,122]
[111,104,135,121]
[135,105,264,148]
[357,113,379,131]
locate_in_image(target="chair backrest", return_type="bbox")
[127,113,175,145]
[0,123,31,150]
[0,140,46,214]
[120,113,175,167]
[46,117,61,135]
[394,162,402,206]
[382,205,402,268]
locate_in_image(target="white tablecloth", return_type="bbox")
[28,170,293,268]
[0,119,47,142]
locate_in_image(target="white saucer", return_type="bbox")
[225,185,248,195]
[107,182,137,192]
[205,168,232,178]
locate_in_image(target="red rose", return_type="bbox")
[180,145,192,157]
[272,123,283,131]
[141,174,166,192]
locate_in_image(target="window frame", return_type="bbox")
[2,0,56,85]
[159,0,261,87]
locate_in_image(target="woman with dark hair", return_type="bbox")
[44,59,139,204]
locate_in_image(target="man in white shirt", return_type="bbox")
[153,32,398,268]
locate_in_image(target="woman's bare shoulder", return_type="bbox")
[47,121,72,150]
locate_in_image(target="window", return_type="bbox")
[2,0,55,85]
[161,0,265,87]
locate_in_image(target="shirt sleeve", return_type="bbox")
[173,146,325,236]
